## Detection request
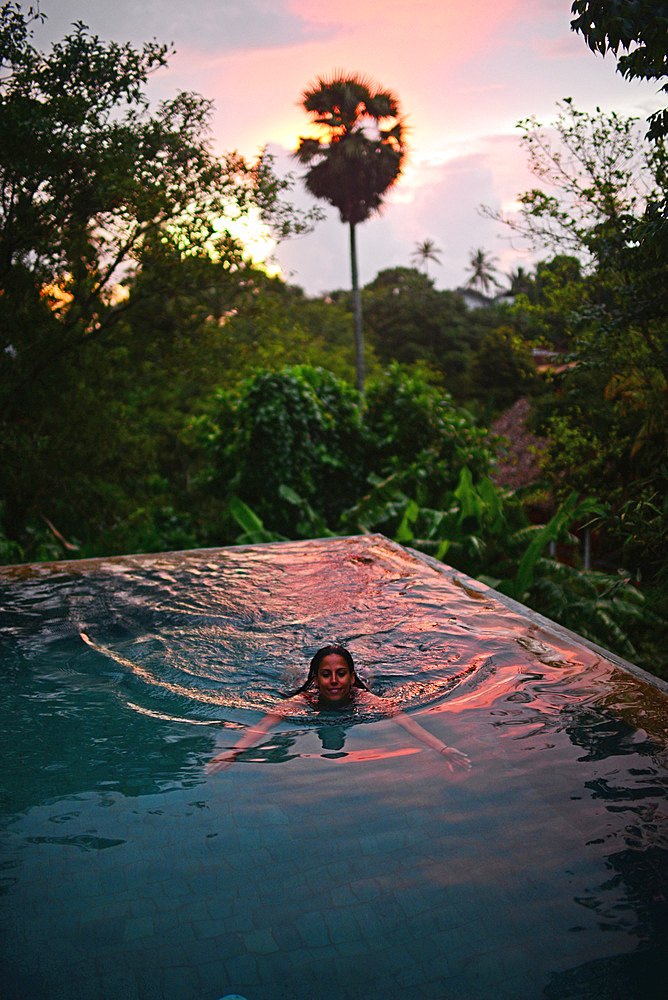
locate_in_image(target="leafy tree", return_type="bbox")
[465,248,501,295]
[483,100,663,266]
[568,6,668,426]
[294,73,406,392]
[362,364,493,508]
[362,266,494,396]
[209,366,367,536]
[509,255,586,349]
[570,0,668,140]
[470,325,539,414]
[0,4,312,557]
[506,265,534,298]
[487,101,667,614]
[485,101,667,403]
[0,8,305,409]
[206,363,493,544]
[212,270,359,384]
[411,239,442,276]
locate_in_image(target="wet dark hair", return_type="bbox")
[283,644,369,698]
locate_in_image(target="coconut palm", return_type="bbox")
[294,73,406,392]
[465,248,501,295]
[411,239,442,277]
[506,265,533,297]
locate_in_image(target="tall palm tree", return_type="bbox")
[411,239,442,277]
[294,73,406,392]
[465,248,501,296]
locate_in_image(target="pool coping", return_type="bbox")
[402,540,668,697]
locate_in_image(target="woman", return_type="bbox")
[206,645,471,774]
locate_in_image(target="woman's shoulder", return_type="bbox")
[270,692,309,716]
[353,688,388,708]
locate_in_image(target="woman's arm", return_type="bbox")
[205,711,284,775]
[390,710,471,772]
[359,690,470,772]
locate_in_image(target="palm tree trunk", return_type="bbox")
[349,221,364,393]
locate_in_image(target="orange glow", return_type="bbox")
[40,281,73,313]
[333,747,422,763]
[216,210,283,277]
[40,279,129,310]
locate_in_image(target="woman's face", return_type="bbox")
[315,653,354,704]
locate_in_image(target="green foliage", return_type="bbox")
[570,0,668,140]
[210,366,366,536]
[215,271,359,384]
[486,100,667,598]
[0,7,295,383]
[364,364,493,504]
[495,493,603,601]
[484,100,660,266]
[0,6,313,559]
[203,363,497,550]
[509,256,586,348]
[470,325,539,414]
[341,465,518,571]
[611,477,668,585]
[527,560,659,667]
[228,497,287,545]
[278,486,335,540]
[0,502,22,563]
[95,502,200,558]
[536,351,667,590]
[362,267,494,396]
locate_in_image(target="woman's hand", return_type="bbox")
[390,709,471,773]
[205,711,284,776]
[436,743,471,773]
[205,751,238,775]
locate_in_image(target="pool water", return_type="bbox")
[1,535,666,1000]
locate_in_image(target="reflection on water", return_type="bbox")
[0,535,666,1000]
[1,536,507,721]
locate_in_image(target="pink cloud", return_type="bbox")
[187,1,539,168]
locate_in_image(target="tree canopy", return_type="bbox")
[570,1,668,139]
[362,266,495,397]
[490,101,667,594]
[0,3,314,550]
[483,100,663,267]
[0,4,313,412]
[295,74,405,225]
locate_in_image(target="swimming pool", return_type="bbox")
[1,534,666,999]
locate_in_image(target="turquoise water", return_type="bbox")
[1,535,666,999]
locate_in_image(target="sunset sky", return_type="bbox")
[35,1,662,294]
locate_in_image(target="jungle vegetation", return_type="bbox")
[1,4,666,678]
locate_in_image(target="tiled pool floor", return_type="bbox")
[4,715,666,1000]
[1,536,666,999]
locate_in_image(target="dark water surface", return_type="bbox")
[1,535,666,999]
